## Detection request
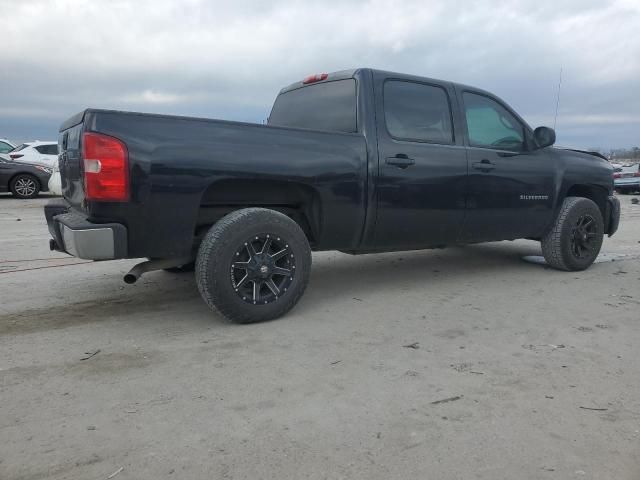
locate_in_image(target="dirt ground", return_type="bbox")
[1,194,639,480]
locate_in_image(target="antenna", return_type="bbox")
[553,66,563,130]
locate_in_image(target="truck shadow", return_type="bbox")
[300,241,545,313]
[1,241,548,334]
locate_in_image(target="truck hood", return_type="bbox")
[555,147,608,161]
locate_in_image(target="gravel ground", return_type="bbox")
[1,194,639,480]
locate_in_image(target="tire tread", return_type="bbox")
[541,196,603,271]
[195,208,311,323]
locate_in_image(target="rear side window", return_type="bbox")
[269,79,357,133]
[383,81,454,144]
[35,144,58,155]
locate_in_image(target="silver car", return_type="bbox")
[614,164,640,194]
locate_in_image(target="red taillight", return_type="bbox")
[303,73,328,84]
[634,172,640,178]
[82,132,129,202]
[9,154,23,159]
[613,173,621,179]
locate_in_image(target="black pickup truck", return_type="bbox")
[46,68,620,323]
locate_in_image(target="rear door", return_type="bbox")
[373,76,467,249]
[458,89,555,242]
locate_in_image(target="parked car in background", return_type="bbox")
[614,164,640,193]
[0,157,52,198]
[7,141,58,168]
[0,139,16,154]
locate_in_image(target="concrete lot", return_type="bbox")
[1,194,639,480]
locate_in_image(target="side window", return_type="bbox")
[0,142,12,153]
[36,145,58,155]
[384,81,454,144]
[463,92,524,151]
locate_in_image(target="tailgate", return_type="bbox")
[58,113,86,209]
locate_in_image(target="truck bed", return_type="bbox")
[57,109,369,258]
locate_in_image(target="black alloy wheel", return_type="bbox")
[570,214,598,260]
[231,234,295,305]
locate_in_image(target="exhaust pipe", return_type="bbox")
[124,257,193,284]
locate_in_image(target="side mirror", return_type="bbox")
[533,126,556,149]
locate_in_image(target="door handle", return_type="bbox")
[386,154,415,168]
[472,159,496,172]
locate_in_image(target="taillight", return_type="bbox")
[634,172,640,178]
[613,173,621,179]
[303,73,328,84]
[82,132,129,202]
[9,154,23,159]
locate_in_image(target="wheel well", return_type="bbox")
[565,184,607,218]
[196,179,320,247]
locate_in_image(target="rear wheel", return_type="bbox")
[10,174,40,199]
[541,197,604,271]
[195,208,311,323]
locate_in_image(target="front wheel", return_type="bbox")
[541,197,604,271]
[10,174,40,199]
[195,208,311,323]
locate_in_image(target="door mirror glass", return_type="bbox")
[533,126,556,149]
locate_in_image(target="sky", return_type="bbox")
[1,0,639,150]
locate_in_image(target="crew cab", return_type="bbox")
[45,68,620,323]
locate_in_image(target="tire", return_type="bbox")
[10,174,40,199]
[541,197,604,271]
[195,208,311,323]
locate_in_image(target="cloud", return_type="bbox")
[1,0,639,148]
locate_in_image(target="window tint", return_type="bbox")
[35,144,58,155]
[383,81,453,144]
[269,79,357,133]
[463,92,524,151]
[0,142,13,153]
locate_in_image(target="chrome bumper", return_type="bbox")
[61,224,119,260]
[45,200,127,260]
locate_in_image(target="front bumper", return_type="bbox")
[45,199,127,260]
[606,195,620,237]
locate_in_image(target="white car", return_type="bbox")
[7,141,59,168]
[0,139,15,155]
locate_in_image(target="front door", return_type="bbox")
[459,90,555,242]
[374,78,468,249]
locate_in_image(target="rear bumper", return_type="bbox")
[45,199,127,260]
[606,195,620,237]
[614,180,640,189]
